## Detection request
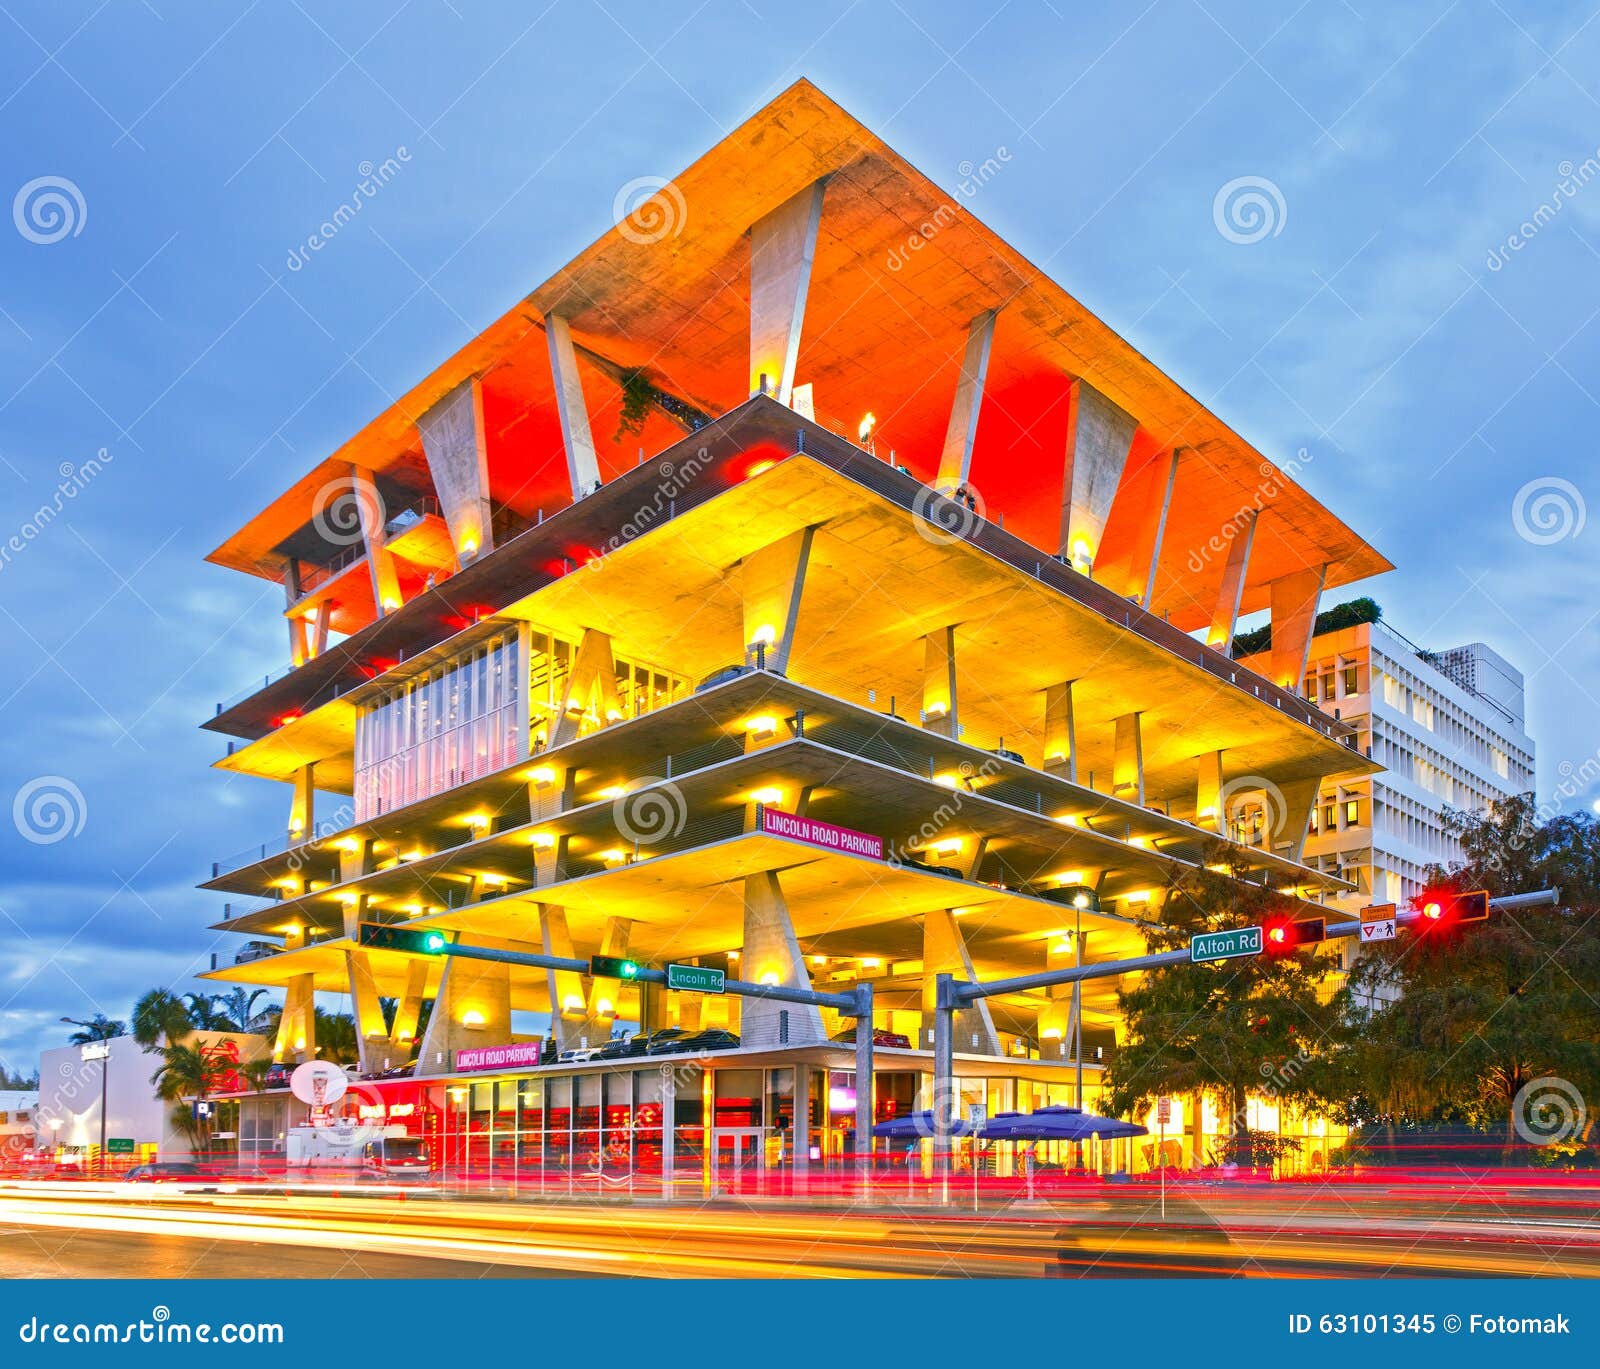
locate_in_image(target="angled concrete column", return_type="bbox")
[310,603,331,657]
[935,309,998,491]
[1058,379,1138,569]
[351,465,402,615]
[748,179,827,404]
[288,763,315,843]
[1195,750,1225,832]
[1036,935,1076,1053]
[526,766,573,822]
[338,839,376,885]
[1121,448,1181,608]
[922,909,1001,1055]
[344,949,390,1073]
[417,377,493,564]
[537,905,592,1052]
[1205,509,1257,652]
[529,831,569,886]
[1273,775,1322,863]
[1267,564,1328,689]
[740,525,815,673]
[284,561,310,665]
[587,917,633,1033]
[921,626,959,738]
[1113,712,1144,807]
[416,953,511,1076]
[1042,681,1078,781]
[338,892,370,941]
[272,973,316,1064]
[546,314,601,498]
[388,959,430,1054]
[741,872,825,1048]
[550,628,622,746]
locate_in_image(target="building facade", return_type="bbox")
[199,82,1393,1178]
[0,1090,37,1167]
[1245,618,1534,910]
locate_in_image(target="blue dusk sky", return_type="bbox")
[1,1,1597,1074]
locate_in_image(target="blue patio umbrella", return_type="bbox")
[979,1105,1148,1142]
[871,1110,980,1140]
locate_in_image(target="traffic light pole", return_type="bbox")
[926,888,1558,1174]
[400,935,878,1176]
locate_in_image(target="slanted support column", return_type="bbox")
[1042,681,1078,781]
[936,309,998,491]
[288,763,315,843]
[417,377,493,564]
[922,909,1001,1055]
[740,526,815,673]
[550,628,622,747]
[1036,934,1076,1060]
[741,872,826,1048]
[1059,379,1138,570]
[388,959,429,1054]
[284,560,310,665]
[1268,564,1328,689]
[1113,712,1144,807]
[273,973,316,1064]
[537,905,591,1052]
[546,314,601,498]
[351,464,402,615]
[587,917,633,1034]
[344,949,391,1073]
[526,766,573,822]
[1273,775,1322,864]
[1196,750,1225,832]
[416,953,511,1076]
[748,179,827,404]
[1121,448,1181,608]
[1205,509,1257,653]
[921,626,959,738]
[310,603,332,657]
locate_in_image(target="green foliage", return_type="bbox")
[1231,596,1382,659]
[612,368,654,441]
[131,988,194,1049]
[64,1014,126,1045]
[1104,847,1342,1162]
[1333,796,1600,1148]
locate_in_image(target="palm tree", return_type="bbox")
[64,1014,125,1044]
[132,988,194,1049]
[184,992,226,1031]
[312,1009,359,1065]
[214,987,274,1034]
[150,1043,225,1157]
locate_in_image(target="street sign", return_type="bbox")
[1360,902,1397,942]
[666,963,725,994]
[1156,1097,1172,1126]
[105,1137,135,1154]
[1190,926,1264,962]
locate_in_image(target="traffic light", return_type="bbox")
[1262,915,1326,955]
[1416,888,1490,930]
[589,954,642,980]
[359,922,449,954]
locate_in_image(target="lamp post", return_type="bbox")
[60,1017,110,1174]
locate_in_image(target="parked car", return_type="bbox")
[262,1062,295,1090]
[899,857,963,880]
[694,663,756,693]
[597,1034,645,1060]
[1035,884,1099,910]
[673,1029,740,1054]
[642,1028,692,1055]
[558,1045,605,1063]
[829,1027,912,1049]
[989,745,1025,765]
[378,1061,416,1079]
[124,1162,203,1183]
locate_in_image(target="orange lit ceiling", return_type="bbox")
[209,79,1389,633]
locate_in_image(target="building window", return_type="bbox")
[1323,803,1337,832]
[354,630,524,820]
[1343,665,1359,695]
[1344,799,1360,827]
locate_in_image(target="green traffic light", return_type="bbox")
[424,932,446,952]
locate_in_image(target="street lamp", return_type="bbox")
[60,1017,110,1174]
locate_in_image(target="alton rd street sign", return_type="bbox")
[666,963,726,994]
[1360,903,1397,942]
[1190,926,1264,963]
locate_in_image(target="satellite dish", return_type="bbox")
[289,1060,348,1107]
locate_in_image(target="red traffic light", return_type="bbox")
[1262,915,1326,954]
[1416,889,1490,929]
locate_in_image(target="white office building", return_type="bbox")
[1244,614,1535,910]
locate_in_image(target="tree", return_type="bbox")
[183,993,228,1031]
[213,987,274,1034]
[1104,848,1343,1167]
[312,1009,358,1065]
[131,988,194,1049]
[149,1043,224,1156]
[64,1014,126,1044]
[1334,797,1600,1155]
